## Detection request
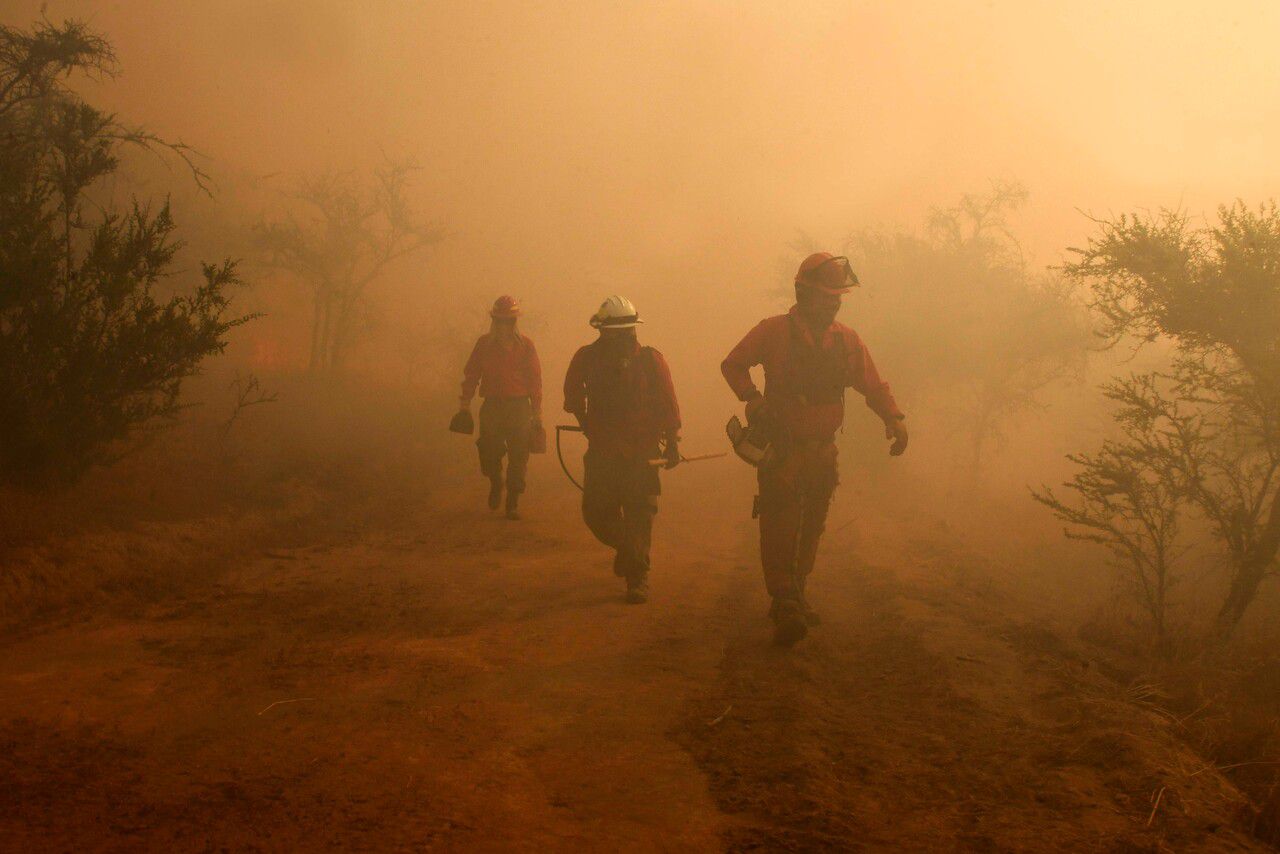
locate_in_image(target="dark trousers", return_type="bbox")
[582,449,660,581]
[757,441,838,600]
[477,396,533,494]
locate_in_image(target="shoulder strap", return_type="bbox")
[641,346,663,377]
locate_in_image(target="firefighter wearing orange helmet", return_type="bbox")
[721,253,908,645]
[457,296,543,519]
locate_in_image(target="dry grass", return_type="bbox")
[0,372,456,633]
[918,490,1280,848]
[1068,610,1280,847]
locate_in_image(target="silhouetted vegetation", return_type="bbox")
[1041,203,1280,641]
[848,182,1090,470]
[0,18,250,488]
[1032,377,1186,646]
[255,164,442,374]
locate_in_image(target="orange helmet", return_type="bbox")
[795,252,859,294]
[490,295,522,318]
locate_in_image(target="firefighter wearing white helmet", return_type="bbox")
[564,296,681,604]
[589,294,644,329]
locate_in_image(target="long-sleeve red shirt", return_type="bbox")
[461,333,542,411]
[721,307,902,440]
[563,339,681,458]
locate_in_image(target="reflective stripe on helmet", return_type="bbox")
[590,295,644,328]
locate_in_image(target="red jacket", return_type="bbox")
[721,306,902,440]
[563,339,681,458]
[461,333,542,411]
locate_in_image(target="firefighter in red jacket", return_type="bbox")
[458,296,542,519]
[564,296,681,604]
[721,253,908,645]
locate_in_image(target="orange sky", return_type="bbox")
[9,1,1278,244]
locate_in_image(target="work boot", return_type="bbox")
[487,477,503,511]
[625,575,649,605]
[797,575,820,626]
[505,491,520,520]
[798,592,821,627]
[771,597,808,647]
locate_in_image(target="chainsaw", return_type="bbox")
[725,413,777,468]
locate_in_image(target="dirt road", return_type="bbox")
[0,460,1265,851]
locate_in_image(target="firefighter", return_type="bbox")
[721,253,908,645]
[564,296,681,604]
[458,296,542,519]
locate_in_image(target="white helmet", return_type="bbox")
[589,295,643,329]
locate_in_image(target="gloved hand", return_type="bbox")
[529,418,547,454]
[449,407,475,435]
[886,418,909,456]
[745,391,769,424]
[663,437,681,469]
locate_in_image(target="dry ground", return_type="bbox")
[0,456,1267,852]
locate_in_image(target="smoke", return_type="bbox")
[3,0,1278,464]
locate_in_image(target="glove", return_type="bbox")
[744,391,769,424]
[529,420,547,454]
[886,418,908,456]
[449,408,475,435]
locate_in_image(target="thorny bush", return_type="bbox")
[1039,203,1280,642]
[0,18,250,487]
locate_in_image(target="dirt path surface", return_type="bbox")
[0,465,1267,852]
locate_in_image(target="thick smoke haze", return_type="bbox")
[5,1,1277,392]
[22,3,1280,223]
[0,3,1260,442]
[1,0,1273,451]
[3,0,1271,486]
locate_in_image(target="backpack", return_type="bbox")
[584,343,663,421]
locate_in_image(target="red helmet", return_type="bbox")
[795,252,859,294]
[490,295,522,318]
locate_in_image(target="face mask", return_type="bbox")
[798,291,840,324]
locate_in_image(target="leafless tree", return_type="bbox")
[220,371,278,438]
[255,162,441,373]
[1033,374,1188,647]
[847,182,1089,471]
